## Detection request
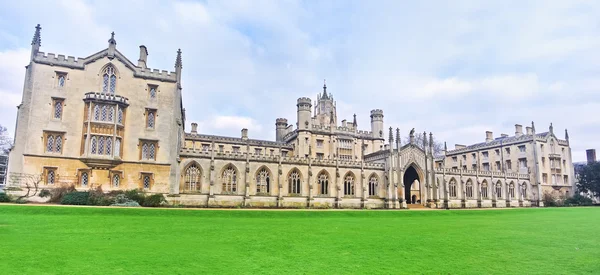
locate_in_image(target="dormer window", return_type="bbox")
[102,65,117,94]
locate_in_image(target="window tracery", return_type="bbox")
[222,166,237,193]
[368,176,378,197]
[289,170,301,194]
[344,174,355,196]
[184,164,201,192]
[102,65,117,94]
[256,168,270,194]
[318,172,329,195]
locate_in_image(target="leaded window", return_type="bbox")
[289,170,301,194]
[521,183,527,199]
[149,144,155,160]
[106,138,112,155]
[94,105,100,121]
[369,176,378,197]
[184,164,201,192]
[147,111,155,129]
[143,175,151,190]
[256,168,270,194]
[112,174,120,188]
[58,75,65,87]
[54,100,62,119]
[142,143,148,159]
[344,175,355,196]
[101,105,108,121]
[509,183,515,199]
[149,86,157,99]
[102,65,116,94]
[449,179,457,198]
[91,137,97,154]
[99,137,106,155]
[47,170,55,185]
[55,136,62,153]
[46,136,54,152]
[318,173,329,195]
[81,172,88,187]
[222,166,237,193]
[118,108,123,124]
[466,181,473,198]
[108,106,114,122]
[115,138,121,157]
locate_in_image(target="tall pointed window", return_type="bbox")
[344,174,355,196]
[45,169,56,185]
[94,105,100,121]
[369,176,378,197]
[80,172,89,187]
[149,144,156,160]
[289,170,301,195]
[143,175,151,190]
[106,138,112,155]
[481,181,488,199]
[496,182,502,199]
[449,179,457,198]
[98,137,105,155]
[146,109,156,129]
[149,85,157,99]
[256,168,270,194]
[46,136,54,152]
[521,183,527,200]
[509,182,515,199]
[57,74,66,87]
[44,132,64,154]
[222,166,237,193]
[53,99,63,119]
[55,136,62,153]
[108,106,114,122]
[112,174,120,188]
[118,108,123,124]
[466,180,473,198]
[102,65,116,94]
[184,163,201,192]
[91,136,97,154]
[318,172,329,195]
[101,105,108,121]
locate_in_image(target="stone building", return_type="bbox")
[6,25,575,208]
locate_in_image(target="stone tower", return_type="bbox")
[370,109,384,139]
[275,118,288,142]
[314,80,337,127]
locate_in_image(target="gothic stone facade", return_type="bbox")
[7,25,575,208]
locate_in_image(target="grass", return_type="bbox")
[0,206,599,274]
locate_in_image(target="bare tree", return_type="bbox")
[9,173,43,201]
[0,125,13,155]
[402,131,444,157]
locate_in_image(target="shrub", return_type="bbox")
[565,193,593,206]
[142,194,166,207]
[61,191,90,205]
[38,189,51,198]
[87,186,113,206]
[49,185,76,203]
[124,189,145,205]
[111,194,141,207]
[543,192,566,207]
[0,192,11,203]
[15,198,28,204]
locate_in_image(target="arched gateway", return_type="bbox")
[403,164,424,204]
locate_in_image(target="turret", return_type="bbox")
[138,45,148,69]
[107,31,116,58]
[30,24,41,61]
[275,118,288,142]
[370,109,384,139]
[175,49,182,87]
[296,97,312,130]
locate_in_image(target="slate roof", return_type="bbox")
[446,132,558,155]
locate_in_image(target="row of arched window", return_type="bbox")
[447,179,527,200]
[77,172,151,190]
[182,163,380,197]
[90,136,121,156]
[92,104,123,124]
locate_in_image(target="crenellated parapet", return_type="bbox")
[370,109,384,120]
[434,168,529,180]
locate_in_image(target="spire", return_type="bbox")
[429,132,434,148]
[389,127,393,143]
[444,142,447,153]
[175,48,182,69]
[353,113,357,127]
[108,31,116,45]
[396,128,400,147]
[565,129,569,141]
[31,24,41,46]
[423,131,428,148]
[322,79,329,99]
[549,122,554,134]
[531,121,536,134]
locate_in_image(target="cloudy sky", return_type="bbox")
[0,0,598,161]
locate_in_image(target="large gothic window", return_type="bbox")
[184,163,201,192]
[481,181,489,199]
[102,65,117,94]
[344,174,355,196]
[288,170,301,195]
[222,165,237,193]
[368,176,378,197]
[317,172,329,195]
[108,106,114,122]
[466,180,473,198]
[496,182,502,199]
[509,182,515,199]
[449,179,457,198]
[256,168,270,194]
[521,182,527,200]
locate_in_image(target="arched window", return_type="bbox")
[142,143,148,159]
[94,105,100,121]
[149,87,157,98]
[47,170,55,185]
[98,137,105,155]
[369,176,378,197]
[317,172,329,195]
[481,181,489,199]
[143,175,151,190]
[106,138,112,155]
[466,180,473,198]
[521,182,527,199]
[115,138,121,157]
[509,182,515,199]
[112,174,120,188]
[102,65,117,94]
[117,108,123,124]
[149,144,156,160]
[80,172,88,187]
[496,182,502,199]
[256,168,270,194]
[46,136,54,152]
[90,136,97,154]
[147,111,155,128]
[58,75,65,87]
[108,106,114,122]
[288,170,301,194]
[449,179,457,198]
[184,163,201,192]
[54,101,62,119]
[222,166,237,193]
[55,135,62,153]
[344,174,355,196]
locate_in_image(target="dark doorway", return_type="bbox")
[403,165,420,203]
[411,195,417,204]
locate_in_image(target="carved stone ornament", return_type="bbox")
[308,171,313,177]
[278,168,282,175]
[245,167,250,173]
[210,164,215,171]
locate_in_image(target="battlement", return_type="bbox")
[297,97,312,105]
[433,168,529,179]
[83,92,129,105]
[370,109,383,118]
[275,118,288,125]
[35,51,84,69]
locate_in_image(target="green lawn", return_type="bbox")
[0,206,598,274]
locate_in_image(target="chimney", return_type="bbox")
[455,144,466,150]
[190,123,198,134]
[138,45,148,69]
[485,131,493,142]
[526,126,532,135]
[587,149,597,164]
[241,128,248,140]
[515,124,523,137]
[342,119,347,127]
